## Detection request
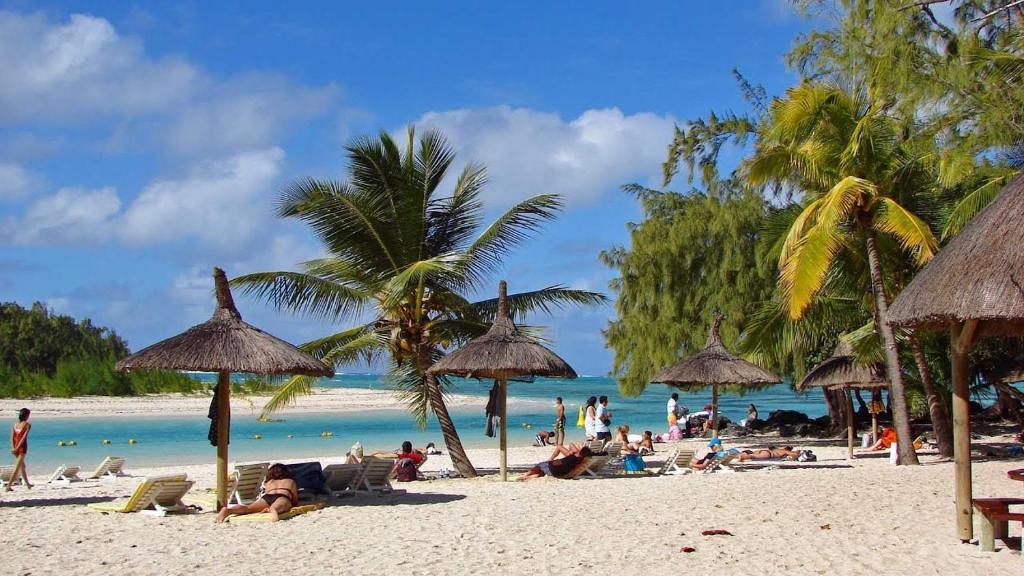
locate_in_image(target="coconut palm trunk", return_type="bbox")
[863,224,920,465]
[909,334,954,458]
[424,372,477,478]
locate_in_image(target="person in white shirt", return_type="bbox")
[584,396,598,440]
[667,393,679,424]
[594,396,612,441]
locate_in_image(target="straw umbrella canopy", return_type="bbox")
[797,340,888,458]
[888,172,1024,541]
[652,316,780,438]
[115,268,334,507]
[428,280,576,481]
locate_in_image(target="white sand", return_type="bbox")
[1,438,1020,575]
[0,388,500,419]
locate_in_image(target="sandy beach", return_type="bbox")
[1,436,1020,575]
[0,388,498,419]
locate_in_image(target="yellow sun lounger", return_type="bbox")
[227,501,326,523]
[88,474,193,516]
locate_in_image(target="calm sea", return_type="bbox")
[16,374,831,471]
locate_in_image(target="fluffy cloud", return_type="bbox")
[1,186,120,244]
[412,106,676,206]
[1,148,285,250]
[0,12,198,123]
[118,147,285,248]
[0,163,42,200]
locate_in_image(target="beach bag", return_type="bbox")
[797,450,817,462]
[576,406,585,428]
[623,453,645,472]
[395,458,418,482]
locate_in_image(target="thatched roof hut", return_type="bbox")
[116,267,333,507]
[887,173,1024,543]
[798,340,887,458]
[429,281,575,480]
[428,282,576,380]
[652,316,780,437]
[115,270,333,377]
[796,340,886,391]
[888,173,1024,336]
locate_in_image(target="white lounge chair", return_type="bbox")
[47,464,82,485]
[231,462,269,505]
[656,446,695,475]
[580,453,616,477]
[702,452,738,474]
[356,457,394,493]
[87,474,193,516]
[323,463,364,496]
[87,456,126,479]
[586,440,606,452]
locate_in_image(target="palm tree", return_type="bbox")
[746,83,940,465]
[231,128,605,477]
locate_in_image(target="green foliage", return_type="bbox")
[601,181,776,394]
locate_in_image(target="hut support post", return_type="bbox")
[499,377,508,481]
[950,320,978,542]
[846,389,855,459]
[711,384,719,439]
[216,371,231,509]
[871,413,878,446]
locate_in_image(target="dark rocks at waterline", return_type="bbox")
[720,410,833,438]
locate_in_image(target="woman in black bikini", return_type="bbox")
[737,446,800,461]
[215,463,298,523]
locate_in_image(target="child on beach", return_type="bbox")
[7,408,32,491]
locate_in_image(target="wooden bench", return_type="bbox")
[972,497,1024,551]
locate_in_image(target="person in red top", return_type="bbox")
[8,408,32,491]
[396,441,425,465]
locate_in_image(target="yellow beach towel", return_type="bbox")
[576,405,585,428]
[227,501,326,523]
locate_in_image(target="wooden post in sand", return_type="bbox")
[710,384,720,439]
[950,320,978,541]
[216,370,231,509]
[846,389,855,459]
[499,377,508,481]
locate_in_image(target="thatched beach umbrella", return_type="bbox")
[428,281,576,481]
[888,173,1024,541]
[797,340,887,459]
[652,316,780,438]
[116,268,334,507]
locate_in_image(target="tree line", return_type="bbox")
[0,302,198,398]
[603,0,1024,464]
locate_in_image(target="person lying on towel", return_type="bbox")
[519,444,594,481]
[216,463,298,523]
[737,445,801,461]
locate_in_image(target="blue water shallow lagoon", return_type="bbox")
[26,374,827,470]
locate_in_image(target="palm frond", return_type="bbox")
[230,271,371,322]
[942,171,1017,239]
[873,197,938,266]
[259,375,318,420]
[463,194,565,288]
[467,286,608,323]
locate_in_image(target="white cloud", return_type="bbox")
[0,12,199,123]
[1,186,120,244]
[0,163,42,200]
[161,75,338,158]
[411,106,676,206]
[118,147,285,248]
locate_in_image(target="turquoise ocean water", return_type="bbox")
[15,374,833,471]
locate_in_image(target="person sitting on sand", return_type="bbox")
[216,463,298,523]
[519,443,595,481]
[534,430,555,446]
[614,425,631,445]
[863,427,898,451]
[738,445,801,461]
[396,440,426,466]
[424,442,442,455]
[626,430,655,455]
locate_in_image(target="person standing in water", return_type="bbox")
[553,397,566,446]
[8,408,32,491]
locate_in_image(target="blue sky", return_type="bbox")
[0,1,811,375]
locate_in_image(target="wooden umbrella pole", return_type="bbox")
[216,371,231,509]
[950,321,978,541]
[846,388,855,460]
[871,413,878,446]
[499,377,508,481]
[711,384,719,439]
